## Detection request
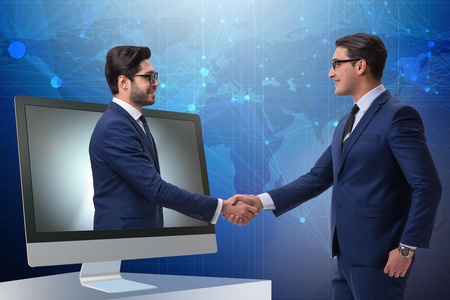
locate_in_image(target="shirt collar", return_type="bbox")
[112,97,142,120]
[355,84,386,113]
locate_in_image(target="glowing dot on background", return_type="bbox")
[244,95,250,101]
[200,67,209,76]
[333,121,339,127]
[51,76,62,88]
[202,55,206,60]
[265,140,270,145]
[299,217,306,223]
[160,83,166,88]
[188,104,196,112]
[8,41,26,58]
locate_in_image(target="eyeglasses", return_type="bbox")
[135,72,158,84]
[331,59,361,70]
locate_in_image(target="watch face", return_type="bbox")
[400,248,410,256]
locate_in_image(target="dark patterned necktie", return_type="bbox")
[139,115,160,173]
[342,104,360,149]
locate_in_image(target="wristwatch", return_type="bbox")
[398,244,415,258]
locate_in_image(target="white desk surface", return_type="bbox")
[0,272,271,300]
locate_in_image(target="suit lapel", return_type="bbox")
[338,91,391,171]
[109,102,161,173]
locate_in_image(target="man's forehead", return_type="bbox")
[332,46,349,59]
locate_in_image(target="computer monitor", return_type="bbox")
[14,95,217,293]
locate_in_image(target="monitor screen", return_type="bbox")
[15,95,217,292]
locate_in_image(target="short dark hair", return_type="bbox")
[105,46,151,95]
[335,33,387,80]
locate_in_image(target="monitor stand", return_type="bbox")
[79,261,157,293]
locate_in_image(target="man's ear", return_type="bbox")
[118,75,129,91]
[357,59,368,75]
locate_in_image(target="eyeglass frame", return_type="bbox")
[135,72,159,84]
[331,59,362,70]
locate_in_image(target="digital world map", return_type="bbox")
[1,1,449,298]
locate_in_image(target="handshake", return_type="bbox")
[220,195,263,226]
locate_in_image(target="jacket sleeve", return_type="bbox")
[267,145,334,217]
[388,105,442,247]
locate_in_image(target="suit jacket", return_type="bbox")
[89,101,218,230]
[267,90,442,266]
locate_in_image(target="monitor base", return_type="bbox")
[80,261,157,293]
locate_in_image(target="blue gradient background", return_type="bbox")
[1,1,449,299]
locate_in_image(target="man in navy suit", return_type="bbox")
[231,33,442,299]
[89,45,258,230]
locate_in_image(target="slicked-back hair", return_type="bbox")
[105,46,151,95]
[335,33,387,80]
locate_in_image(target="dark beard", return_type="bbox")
[130,84,153,107]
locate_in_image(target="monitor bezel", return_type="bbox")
[14,95,216,245]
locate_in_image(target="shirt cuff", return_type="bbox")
[400,243,417,250]
[257,192,276,210]
[210,198,223,224]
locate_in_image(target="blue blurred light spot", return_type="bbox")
[202,82,206,87]
[220,18,225,24]
[188,104,196,112]
[265,140,270,145]
[202,55,206,60]
[200,67,209,76]
[306,83,311,88]
[79,33,84,39]
[160,83,166,88]
[8,41,26,58]
[428,41,435,47]
[299,217,306,223]
[300,17,304,21]
[425,87,430,93]
[410,75,417,81]
[201,17,205,22]
[314,121,319,126]
[244,95,250,101]
[406,29,411,34]
[322,38,327,44]
[51,76,62,88]
[259,64,264,68]
[333,121,339,127]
